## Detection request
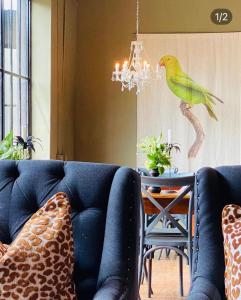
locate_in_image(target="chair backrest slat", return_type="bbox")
[141,174,195,236]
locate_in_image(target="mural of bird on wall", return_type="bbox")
[160,55,223,120]
[159,55,224,158]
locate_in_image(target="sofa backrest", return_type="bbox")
[216,165,241,204]
[0,160,140,299]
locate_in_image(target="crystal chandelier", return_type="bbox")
[112,0,155,94]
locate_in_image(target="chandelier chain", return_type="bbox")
[112,0,161,94]
[136,0,139,36]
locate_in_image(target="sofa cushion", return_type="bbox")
[0,192,76,300]
[222,204,241,300]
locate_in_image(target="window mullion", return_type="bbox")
[1,1,5,139]
[18,0,21,136]
[10,0,13,133]
[0,0,30,140]
[27,0,31,138]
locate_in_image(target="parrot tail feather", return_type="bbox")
[205,104,218,121]
[208,92,224,104]
[206,95,216,105]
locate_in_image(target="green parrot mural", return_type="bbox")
[159,55,224,158]
[160,55,224,120]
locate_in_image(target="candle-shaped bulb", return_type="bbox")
[115,63,120,72]
[123,61,128,71]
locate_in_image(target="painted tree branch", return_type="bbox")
[180,101,205,159]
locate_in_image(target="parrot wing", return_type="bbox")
[171,73,210,95]
[170,73,223,104]
[169,73,221,120]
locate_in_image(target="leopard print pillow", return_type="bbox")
[0,192,76,300]
[222,204,241,300]
[0,242,8,259]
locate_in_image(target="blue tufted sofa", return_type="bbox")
[0,160,141,300]
[187,166,241,300]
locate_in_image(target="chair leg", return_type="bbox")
[142,258,148,284]
[166,248,171,257]
[158,248,163,260]
[178,254,184,297]
[158,248,171,259]
[147,255,153,298]
[142,246,149,284]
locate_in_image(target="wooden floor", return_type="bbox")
[140,252,190,300]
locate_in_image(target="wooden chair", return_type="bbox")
[140,174,195,297]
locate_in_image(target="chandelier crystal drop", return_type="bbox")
[112,0,159,94]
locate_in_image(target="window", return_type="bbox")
[0,0,30,139]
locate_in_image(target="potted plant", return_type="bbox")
[0,130,41,160]
[138,134,171,192]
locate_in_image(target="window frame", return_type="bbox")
[0,0,31,140]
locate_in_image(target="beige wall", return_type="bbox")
[31,0,51,159]
[141,0,241,33]
[31,0,78,161]
[51,0,78,161]
[30,0,241,164]
[73,0,241,167]
[75,0,137,167]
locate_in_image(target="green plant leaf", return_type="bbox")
[0,131,13,156]
[158,166,165,175]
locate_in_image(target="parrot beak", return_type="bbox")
[159,58,165,67]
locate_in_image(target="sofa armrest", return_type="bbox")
[93,277,128,300]
[187,276,222,300]
[190,167,226,298]
[96,167,141,300]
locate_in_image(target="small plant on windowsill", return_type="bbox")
[138,133,171,176]
[0,130,41,160]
